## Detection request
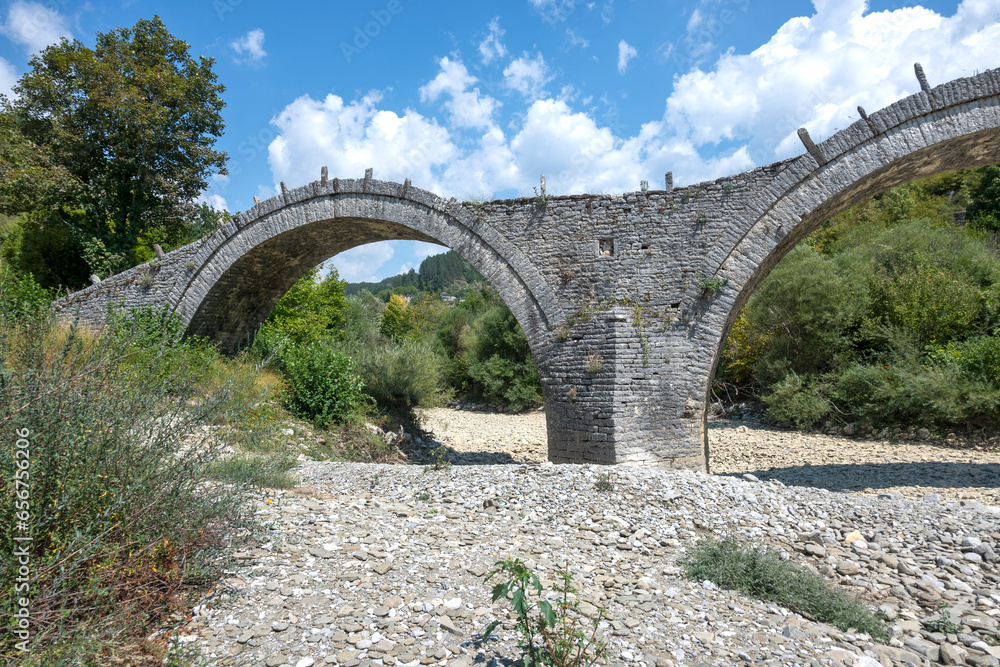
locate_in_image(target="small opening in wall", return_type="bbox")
[671,301,681,309]
[598,239,614,257]
[641,244,650,250]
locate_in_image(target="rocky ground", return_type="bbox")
[170,409,1000,667]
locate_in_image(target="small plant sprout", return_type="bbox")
[584,350,602,374]
[138,271,154,289]
[483,558,608,667]
[425,443,452,471]
[639,179,649,192]
[696,272,729,298]
[184,260,196,271]
[594,470,616,492]
[533,186,549,208]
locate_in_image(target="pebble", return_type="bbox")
[165,410,1000,667]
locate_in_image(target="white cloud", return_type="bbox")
[687,8,703,32]
[665,0,1000,165]
[266,0,1000,206]
[0,57,17,99]
[268,90,459,194]
[412,241,448,260]
[0,1,71,54]
[197,193,229,211]
[566,29,589,49]
[528,0,577,23]
[503,53,553,100]
[478,17,507,65]
[331,242,395,283]
[231,28,267,64]
[419,57,498,129]
[617,40,637,74]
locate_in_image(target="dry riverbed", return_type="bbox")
[169,408,1000,667]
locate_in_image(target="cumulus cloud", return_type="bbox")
[266,0,1000,204]
[478,17,507,65]
[503,53,553,100]
[419,57,498,129]
[0,57,17,99]
[231,28,267,64]
[617,40,637,74]
[197,193,229,212]
[0,1,71,54]
[268,91,459,194]
[331,242,395,283]
[665,0,1000,164]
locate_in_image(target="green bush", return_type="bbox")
[0,306,279,662]
[682,537,889,642]
[0,263,52,321]
[342,337,444,408]
[468,354,542,410]
[762,372,832,429]
[282,343,369,426]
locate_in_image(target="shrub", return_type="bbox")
[342,337,444,409]
[282,343,369,426]
[264,267,348,345]
[681,537,889,642]
[762,372,832,429]
[468,353,542,410]
[0,307,278,662]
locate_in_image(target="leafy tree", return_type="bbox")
[263,267,347,345]
[0,16,227,286]
[968,165,1000,233]
[381,293,416,341]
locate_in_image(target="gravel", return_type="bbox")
[168,409,1000,667]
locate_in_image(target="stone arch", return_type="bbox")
[170,174,565,355]
[696,68,1000,467]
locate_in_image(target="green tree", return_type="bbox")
[0,16,227,287]
[381,293,416,341]
[968,165,1000,233]
[263,267,348,345]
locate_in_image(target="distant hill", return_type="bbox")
[345,250,484,296]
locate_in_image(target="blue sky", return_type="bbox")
[2,0,999,282]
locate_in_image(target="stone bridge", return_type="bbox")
[57,64,1000,471]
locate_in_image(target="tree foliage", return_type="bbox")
[0,16,227,288]
[263,267,348,345]
[717,167,1000,431]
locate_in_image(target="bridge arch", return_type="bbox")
[170,173,565,355]
[697,68,1000,468]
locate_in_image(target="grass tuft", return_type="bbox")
[681,536,889,642]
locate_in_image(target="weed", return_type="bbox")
[138,270,154,289]
[567,386,578,402]
[483,558,608,667]
[185,260,197,271]
[681,537,889,642]
[696,272,729,298]
[427,508,439,515]
[584,350,603,374]
[425,443,453,471]
[206,453,297,489]
[533,186,549,208]
[696,213,707,224]
[640,180,649,192]
[416,491,432,501]
[924,603,963,635]
[594,470,616,492]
